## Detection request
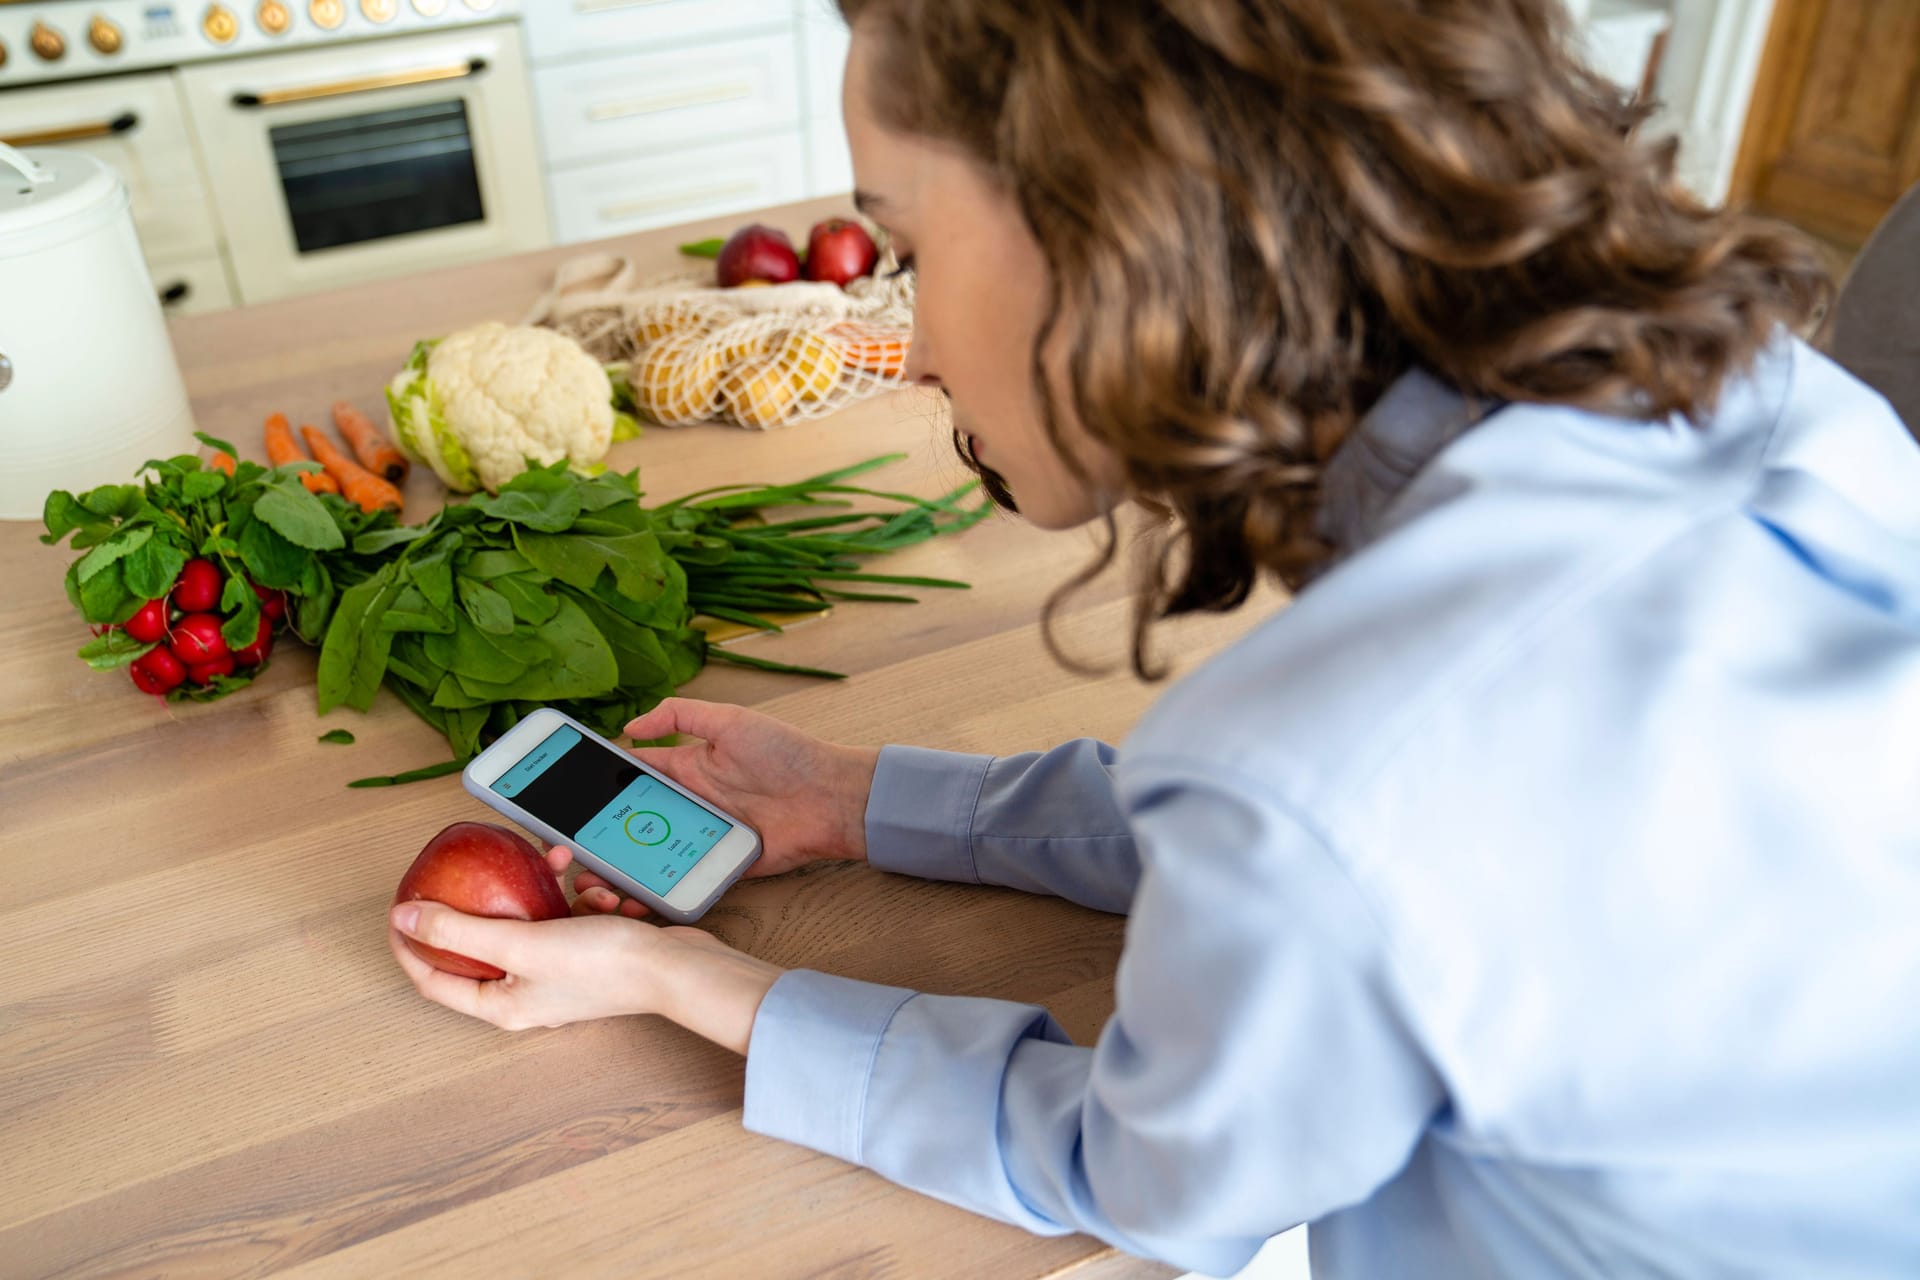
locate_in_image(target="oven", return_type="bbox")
[178,22,545,301]
[0,1,549,309]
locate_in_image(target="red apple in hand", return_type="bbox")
[393,822,570,979]
[802,218,878,286]
[716,224,801,287]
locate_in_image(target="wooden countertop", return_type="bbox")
[0,197,1280,1278]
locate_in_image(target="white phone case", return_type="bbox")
[462,709,761,924]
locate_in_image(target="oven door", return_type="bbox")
[178,23,549,305]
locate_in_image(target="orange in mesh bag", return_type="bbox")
[720,328,848,428]
[635,328,726,425]
[634,296,721,344]
[825,322,912,378]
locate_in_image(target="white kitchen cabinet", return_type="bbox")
[151,252,238,318]
[529,0,855,245]
[546,130,808,243]
[807,120,855,198]
[533,33,802,170]
[0,71,222,265]
[796,0,853,196]
[522,0,789,64]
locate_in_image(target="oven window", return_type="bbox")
[269,99,484,253]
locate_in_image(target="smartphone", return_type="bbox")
[463,706,762,924]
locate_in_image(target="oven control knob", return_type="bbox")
[411,0,448,14]
[89,15,125,55]
[0,39,9,70]
[29,21,66,61]
[309,0,345,29]
[202,4,239,43]
[257,0,291,34]
[361,0,397,21]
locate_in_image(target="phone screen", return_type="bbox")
[491,724,735,898]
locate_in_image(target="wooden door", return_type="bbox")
[1731,0,1920,246]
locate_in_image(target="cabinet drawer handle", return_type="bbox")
[585,81,754,123]
[232,58,487,108]
[599,179,758,222]
[1,111,139,148]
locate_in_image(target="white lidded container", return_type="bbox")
[0,143,197,519]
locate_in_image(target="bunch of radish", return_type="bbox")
[112,558,285,697]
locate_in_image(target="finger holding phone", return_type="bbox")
[570,698,881,918]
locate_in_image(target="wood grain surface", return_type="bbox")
[0,197,1282,1279]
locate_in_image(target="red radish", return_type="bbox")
[173,559,222,613]
[187,654,237,685]
[233,614,273,667]
[129,647,186,695]
[250,580,287,623]
[124,598,169,644]
[168,613,229,665]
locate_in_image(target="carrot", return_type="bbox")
[300,423,403,514]
[208,450,237,476]
[332,399,409,484]
[264,413,339,495]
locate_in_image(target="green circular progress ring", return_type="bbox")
[623,810,671,846]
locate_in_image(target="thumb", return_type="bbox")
[391,901,526,970]
[624,696,732,745]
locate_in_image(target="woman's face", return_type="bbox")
[842,26,1126,531]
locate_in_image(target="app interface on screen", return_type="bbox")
[491,725,734,898]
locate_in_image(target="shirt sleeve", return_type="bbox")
[746,766,1443,1276]
[863,741,1140,914]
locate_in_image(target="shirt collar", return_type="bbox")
[1316,367,1497,555]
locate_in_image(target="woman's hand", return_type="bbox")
[388,843,784,1051]
[570,697,880,919]
[387,846,660,1030]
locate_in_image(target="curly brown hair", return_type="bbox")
[838,0,1831,678]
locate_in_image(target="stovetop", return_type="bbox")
[0,0,519,89]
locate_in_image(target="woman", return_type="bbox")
[389,1,1920,1274]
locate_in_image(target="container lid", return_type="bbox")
[0,144,127,254]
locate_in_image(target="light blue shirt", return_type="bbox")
[740,337,1920,1277]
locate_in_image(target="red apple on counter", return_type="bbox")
[802,218,878,286]
[716,224,801,287]
[393,821,571,980]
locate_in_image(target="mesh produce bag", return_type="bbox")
[525,251,915,430]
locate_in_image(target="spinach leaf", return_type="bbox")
[515,527,675,605]
[457,578,515,635]
[469,466,583,531]
[316,567,404,713]
[491,573,560,625]
[463,549,532,580]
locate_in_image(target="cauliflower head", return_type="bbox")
[385,322,630,493]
